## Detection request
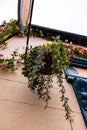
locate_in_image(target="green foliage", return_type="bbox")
[11,48,18,59]
[22,39,73,126]
[0,58,16,71]
[0,49,19,71]
[6,20,21,35]
[0,20,21,49]
[0,28,7,47]
[25,25,52,40]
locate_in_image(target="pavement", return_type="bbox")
[0,36,86,130]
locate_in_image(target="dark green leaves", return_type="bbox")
[22,39,73,126]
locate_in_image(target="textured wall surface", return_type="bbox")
[0,37,86,130]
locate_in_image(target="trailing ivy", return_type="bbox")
[22,39,73,127]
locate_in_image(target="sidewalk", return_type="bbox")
[0,37,86,130]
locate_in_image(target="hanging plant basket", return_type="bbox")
[22,39,73,126]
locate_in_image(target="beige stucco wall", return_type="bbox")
[0,37,86,130]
